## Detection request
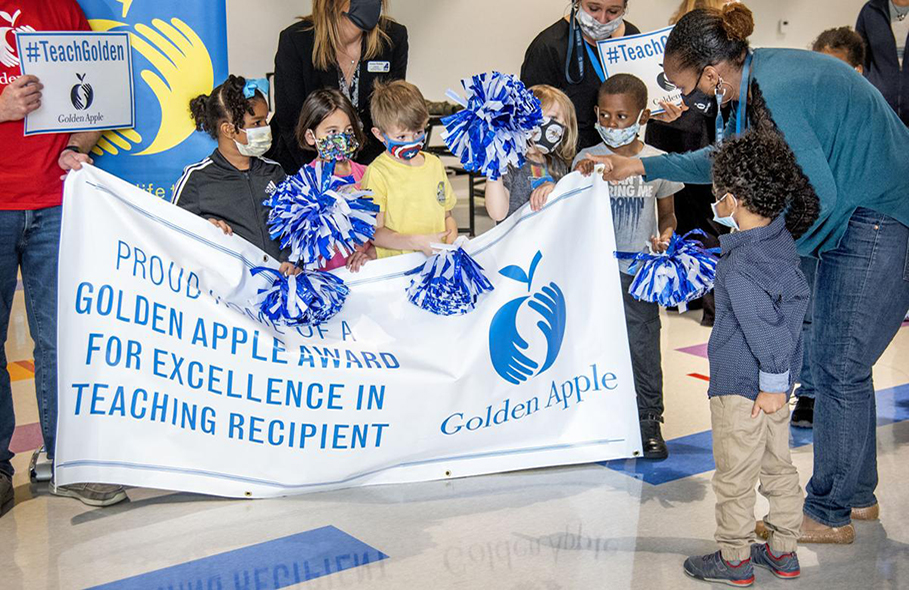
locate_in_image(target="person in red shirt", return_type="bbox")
[0,0,127,513]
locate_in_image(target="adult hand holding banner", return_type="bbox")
[596,26,681,115]
[54,166,642,498]
[14,31,134,135]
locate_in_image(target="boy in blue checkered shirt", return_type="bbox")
[683,130,820,587]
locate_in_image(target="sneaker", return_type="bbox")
[750,544,800,579]
[684,551,755,587]
[790,396,814,428]
[640,417,669,460]
[1,472,13,515]
[50,480,128,507]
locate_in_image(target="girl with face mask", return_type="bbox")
[484,85,579,222]
[177,75,299,278]
[296,88,376,272]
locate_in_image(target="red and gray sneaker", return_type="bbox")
[750,543,801,579]
[683,551,755,587]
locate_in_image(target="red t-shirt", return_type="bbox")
[0,0,91,210]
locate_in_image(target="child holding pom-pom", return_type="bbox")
[682,129,818,586]
[484,85,578,222]
[363,80,458,258]
[296,88,376,272]
[576,74,683,460]
[175,75,298,276]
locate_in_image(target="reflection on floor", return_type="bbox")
[2,183,908,589]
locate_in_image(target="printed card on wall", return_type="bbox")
[15,32,134,135]
[596,26,681,115]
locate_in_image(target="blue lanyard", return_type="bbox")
[585,42,606,83]
[715,51,753,145]
[565,9,585,85]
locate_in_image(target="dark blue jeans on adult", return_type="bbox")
[795,256,818,399]
[0,207,61,478]
[804,208,909,527]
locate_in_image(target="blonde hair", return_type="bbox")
[530,84,578,165]
[669,0,730,24]
[370,80,429,132]
[304,0,392,71]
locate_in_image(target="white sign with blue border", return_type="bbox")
[596,26,681,115]
[15,31,134,135]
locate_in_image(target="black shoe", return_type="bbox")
[640,418,669,460]
[1,472,13,517]
[790,396,814,429]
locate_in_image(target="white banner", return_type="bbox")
[15,32,134,135]
[596,26,681,115]
[55,165,641,498]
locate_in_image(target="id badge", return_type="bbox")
[367,61,391,73]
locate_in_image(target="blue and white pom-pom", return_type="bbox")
[442,72,544,181]
[406,237,495,316]
[615,230,721,310]
[263,161,378,269]
[250,266,349,326]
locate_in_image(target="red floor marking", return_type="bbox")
[688,373,711,382]
[10,422,43,454]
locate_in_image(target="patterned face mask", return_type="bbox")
[315,131,359,162]
[383,133,426,160]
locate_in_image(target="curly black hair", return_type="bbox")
[812,27,865,69]
[712,129,820,239]
[189,75,265,139]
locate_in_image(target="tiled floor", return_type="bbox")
[2,186,908,589]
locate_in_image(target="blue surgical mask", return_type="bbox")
[711,193,740,230]
[383,133,425,161]
[596,110,643,149]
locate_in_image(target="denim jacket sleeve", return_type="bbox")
[724,269,795,393]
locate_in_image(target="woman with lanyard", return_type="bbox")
[587,4,909,545]
[521,1,685,152]
[270,0,408,173]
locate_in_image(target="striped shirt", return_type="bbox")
[708,215,810,400]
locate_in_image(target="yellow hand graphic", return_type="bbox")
[91,128,143,157]
[130,18,214,156]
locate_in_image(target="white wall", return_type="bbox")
[226,0,867,101]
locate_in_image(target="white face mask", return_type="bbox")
[711,193,740,231]
[235,125,272,157]
[576,4,625,41]
[596,110,643,148]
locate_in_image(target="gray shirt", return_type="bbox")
[572,143,684,274]
[501,156,569,218]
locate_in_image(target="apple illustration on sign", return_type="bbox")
[488,251,567,385]
[657,63,676,92]
[1,10,35,69]
[71,73,94,110]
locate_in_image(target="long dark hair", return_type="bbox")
[664,3,754,71]
[295,88,367,153]
[712,129,820,239]
[189,75,264,139]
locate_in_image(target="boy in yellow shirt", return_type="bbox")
[363,80,458,258]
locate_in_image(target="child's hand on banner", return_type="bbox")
[208,218,233,235]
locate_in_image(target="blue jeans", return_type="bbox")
[804,208,909,527]
[795,256,818,399]
[0,207,61,478]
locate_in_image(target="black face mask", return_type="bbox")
[344,0,382,31]
[681,68,718,117]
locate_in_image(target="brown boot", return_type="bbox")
[851,504,880,521]
[755,515,856,544]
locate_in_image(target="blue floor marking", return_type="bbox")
[603,383,909,486]
[87,525,388,590]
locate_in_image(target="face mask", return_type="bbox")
[711,193,740,230]
[383,133,425,160]
[315,131,359,162]
[235,125,272,157]
[681,68,718,117]
[575,4,624,41]
[531,117,566,155]
[596,110,643,148]
[344,0,382,31]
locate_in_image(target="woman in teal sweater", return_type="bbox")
[588,4,909,546]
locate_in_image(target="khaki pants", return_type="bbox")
[710,396,802,561]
